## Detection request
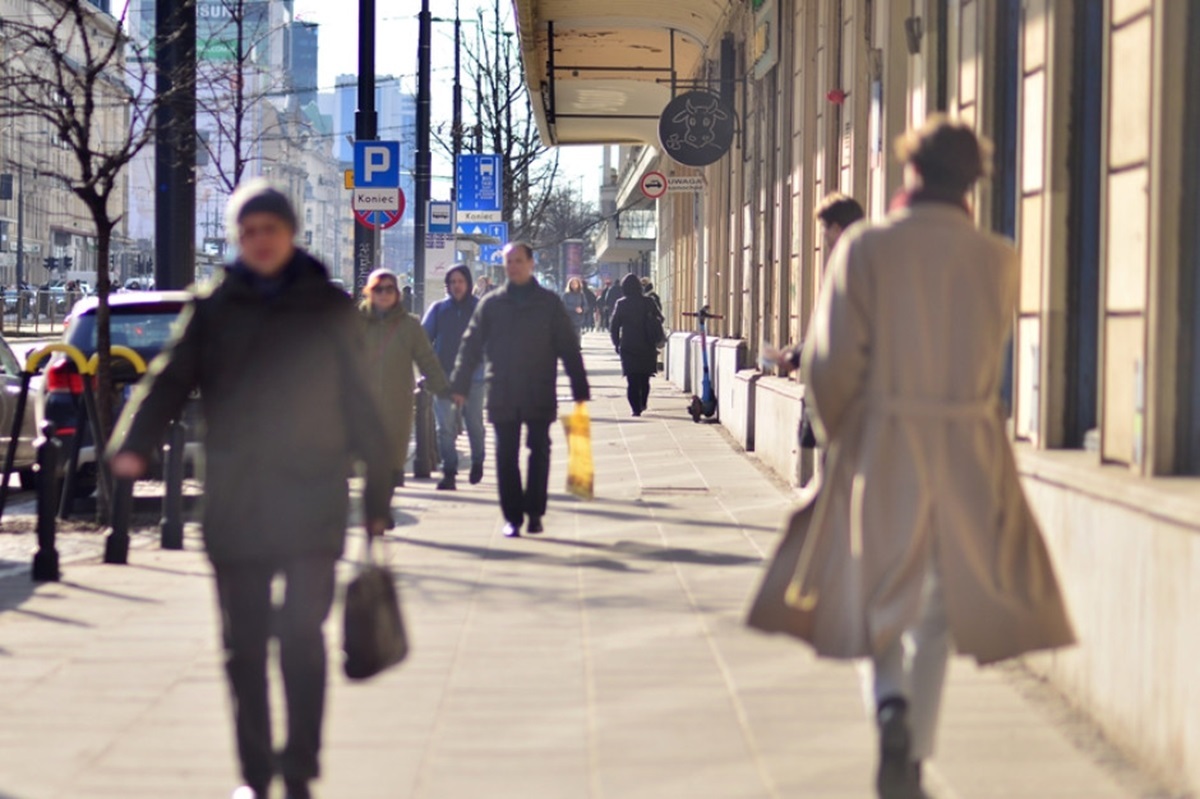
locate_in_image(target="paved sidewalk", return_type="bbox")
[0,335,1148,798]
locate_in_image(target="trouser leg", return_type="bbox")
[493,421,524,524]
[636,374,651,411]
[625,376,640,413]
[523,419,552,519]
[214,561,276,790]
[465,383,486,466]
[278,556,337,785]
[863,557,951,761]
[432,396,460,475]
[392,409,414,476]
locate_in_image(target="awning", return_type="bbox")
[512,1,733,146]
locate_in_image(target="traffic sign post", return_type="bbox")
[456,154,503,220]
[354,141,402,188]
[640,171,668,200]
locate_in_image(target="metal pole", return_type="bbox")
[155,0,197,291]
[15,165,23,290]
[353,0,379,295]
[452,2,463,198]
[160,420,186,550]
[413,0,432,316]
[31,422,61,582]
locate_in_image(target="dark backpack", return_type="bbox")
[644,304,666,347]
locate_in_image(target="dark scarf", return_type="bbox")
[507,278,538,304]
[230,250,309,300]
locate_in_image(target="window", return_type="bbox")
[1180,4,1200,473]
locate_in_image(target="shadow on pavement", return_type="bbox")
[393,535,643,574]
[532,537,762,567]
[0,560,36,623]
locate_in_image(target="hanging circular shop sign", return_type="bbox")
[658,90,735,168]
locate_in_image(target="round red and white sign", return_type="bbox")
[640,171,668,200]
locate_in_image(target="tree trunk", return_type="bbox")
[92,211,116,523]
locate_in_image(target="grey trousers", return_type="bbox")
[861,555,952,761]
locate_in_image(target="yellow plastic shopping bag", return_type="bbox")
[562,401,594,501]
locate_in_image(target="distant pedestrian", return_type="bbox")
[609,273,660,417]
[450,242,590,538]
[816,192,866,254]
[583,282,598,331]
[640,277,662,315]
[362,268,450,487]
[599,278,617,329]
[422,264,487,491]
[401,284,413,312]
[108,180,394,799]
[473,275,494,298]
[762,192,865,373]
[562,276,589,339]
[795,116,1075,799]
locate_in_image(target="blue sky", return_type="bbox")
[292,0,603,203]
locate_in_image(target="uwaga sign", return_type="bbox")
[658,90,735,168]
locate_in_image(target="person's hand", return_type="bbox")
[110,452,147,480]
[367,517,391,538]
[761,345,799,375]
[452,394,467,408]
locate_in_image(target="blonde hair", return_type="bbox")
[895,114,993,194]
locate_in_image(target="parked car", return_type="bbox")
[0,332,40,489]
[37,291,196,496]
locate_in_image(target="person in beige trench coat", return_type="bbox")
[796,117,1075,799]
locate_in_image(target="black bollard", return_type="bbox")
[160,420,186,550]
[413,387,437,479]
[58,401,88,519]
[103,477,134,565]
[31,422,62,582]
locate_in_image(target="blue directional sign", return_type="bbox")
[456,154,503,213]
[455,221,509,265]
[354,141,401,189]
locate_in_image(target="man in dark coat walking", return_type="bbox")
[109,181,393,799]
[609,272,661,417]
[450,242,590,538]
[422,263,486,490]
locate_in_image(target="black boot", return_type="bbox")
[437,472,457,491]
[876,697,921,799]
[469,461,484,485]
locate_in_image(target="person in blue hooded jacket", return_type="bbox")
[422,263,486,490]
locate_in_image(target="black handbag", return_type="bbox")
[799,405,818,449]
[342,539,409,681]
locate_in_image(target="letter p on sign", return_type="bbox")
[354,141,401,189]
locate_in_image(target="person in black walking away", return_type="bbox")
[108,181,394,799]
[599,277,618,329]
[609,272,661,417]
[450,242,590,538]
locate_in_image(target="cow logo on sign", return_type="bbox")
[658,90,735,168]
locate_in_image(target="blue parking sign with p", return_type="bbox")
[354,141,401,189]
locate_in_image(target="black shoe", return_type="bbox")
[469,461,484,485]
[503,522,521,538]
[632,410,642,417]
[284,780,313,799]
[876,697,920,799]
[437,473,457,491]
[527,517,544,534]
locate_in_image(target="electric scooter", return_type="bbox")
[683,305,723,423]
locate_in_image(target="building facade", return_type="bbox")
[515,0,1200,792]
[0,0,131,288]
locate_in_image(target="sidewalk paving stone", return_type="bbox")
[0,334,1153,798]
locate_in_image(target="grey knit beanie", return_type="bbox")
[226,178,298,233]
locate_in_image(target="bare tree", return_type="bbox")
[0,0,190,435]
[457,0,561,241]
[528,185,601,275]
[193,0,293,194]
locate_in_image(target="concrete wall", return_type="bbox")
[728,369,760,451]
[714,339,748,434]
[665,332,696,393]
[1019,453,1200,792]
[753,377,804,486]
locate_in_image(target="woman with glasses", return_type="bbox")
[362,269,450,486]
